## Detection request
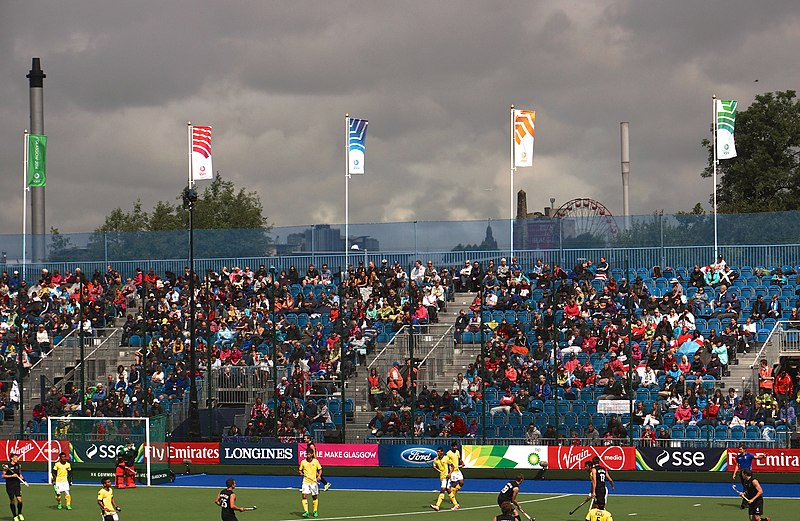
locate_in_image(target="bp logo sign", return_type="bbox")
[527,452,542,466]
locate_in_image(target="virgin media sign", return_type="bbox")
[548,445,635,471]
[0,440,70,462]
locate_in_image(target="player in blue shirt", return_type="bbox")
[732,444,766,509]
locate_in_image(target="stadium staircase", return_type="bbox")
[0,323,133,439]
[346,293,475,442]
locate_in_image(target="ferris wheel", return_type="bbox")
[552,198,619,239]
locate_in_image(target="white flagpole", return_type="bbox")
[22,130,28,282]
[345,114,350,273]
[187,122,193,189]
[712,95,718,260]
[510,105,516,258]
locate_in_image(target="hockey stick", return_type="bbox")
[569,496,591,515]
[517,507,532,520]
[242,506,258,511]
[732,484,745,499]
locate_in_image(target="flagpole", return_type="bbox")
[712,95,718,260]
[345,113,350,274]
[510,105,516,258]
[187,122,193,189]
[22,130,28,283]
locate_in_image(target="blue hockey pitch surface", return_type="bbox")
[25,470,799,498]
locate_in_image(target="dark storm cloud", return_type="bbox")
[1,0,799,239]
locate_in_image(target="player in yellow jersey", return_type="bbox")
[52,452,72,510]
[299,450,322,518]
[97,478,121,521]
[446,441,465,494]
[586,506,613,521]
[430,447,459,511]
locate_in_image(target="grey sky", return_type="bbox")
[1,1,798,236]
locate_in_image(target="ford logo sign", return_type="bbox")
[401,448,437,464]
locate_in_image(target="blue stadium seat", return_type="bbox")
[671,425,685,439]
[497,425,513,438]
[715,425,729,440]
[745,425,761,439]
[730,426,745,440]
[685,426,700,439]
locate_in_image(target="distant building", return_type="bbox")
[283,224,378,253]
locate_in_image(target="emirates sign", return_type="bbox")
[548,445,636,471]
[726,448,800,473]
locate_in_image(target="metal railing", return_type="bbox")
[30,327,120,404]
[365,435,786,449]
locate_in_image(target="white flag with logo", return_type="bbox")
[191,125,213,181]
[716,100,737,160]
[513,109,535,167]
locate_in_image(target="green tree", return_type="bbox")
[91,174,271,259]
[701,90,800,213]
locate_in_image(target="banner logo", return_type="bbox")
[401,448,437,464]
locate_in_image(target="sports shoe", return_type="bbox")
[302,512,310,518]
[451,505,460,510]
[66,506,72,510]
[430,504,440,511]
[58,505,63,510]
[323,482,331,491]
[18,515,24,521]
[313,512,319,518]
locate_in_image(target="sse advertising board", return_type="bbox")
[0,440,69,462]
[726,448,800,473]
[70,441,145,463]
[637,448,727,471]
[548,445,636,471]
[298,444,378,466]
[378,445,441,467]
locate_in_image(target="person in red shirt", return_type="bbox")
[774,370,793,407]
[674,400,692,424]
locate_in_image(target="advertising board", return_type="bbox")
[726,448,800,473]
[462,445,548,469]
[298,443,378,466]
[0,440,69,462]
[378,444,441,467]
[636,447,727,471]
[219,441,297,465]
[547,445,636,471]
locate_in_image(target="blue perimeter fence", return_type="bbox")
[3,210,800,278]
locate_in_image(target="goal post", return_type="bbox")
[47,416,169,486]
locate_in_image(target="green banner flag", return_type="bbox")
[27,134,47,187]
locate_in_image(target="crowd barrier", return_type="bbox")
[20,441,800,473]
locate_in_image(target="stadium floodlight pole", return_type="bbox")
[182,185,200,440]
[27,58,46,263]
[550,276,559,442]
[205,275,213,437]
[270,266,278,422]
[479,272,486,444]
[408,272,416,444]
[16,295,24,439]
[339,267,347,443]
[79,276,85,411]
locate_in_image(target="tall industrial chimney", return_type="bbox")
[27,58,46,261]
[620,122,630,230]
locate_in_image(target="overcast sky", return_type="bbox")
[1,1,799,238]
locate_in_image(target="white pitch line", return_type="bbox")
[273,493,572,521]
